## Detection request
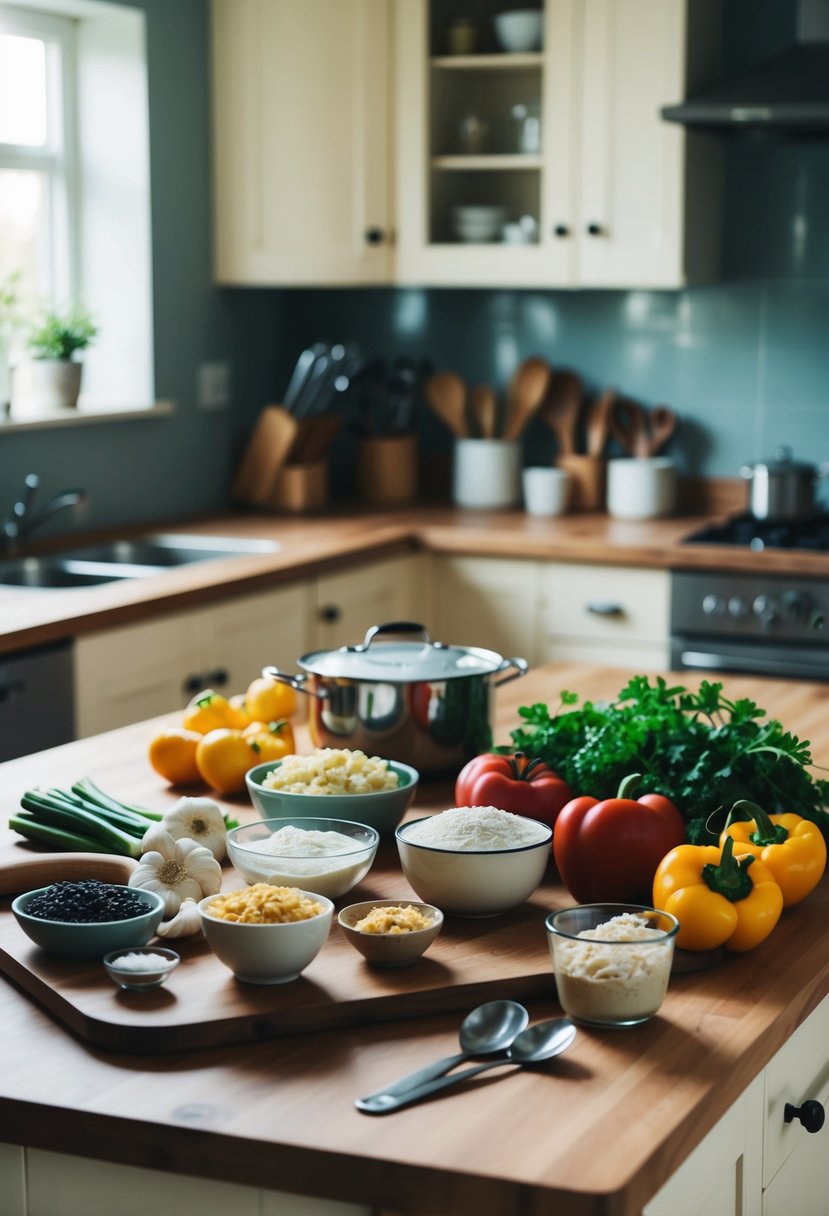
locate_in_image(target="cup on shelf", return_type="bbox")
[606,457,677,520]
[446,17,478,55]
[453,439,521,509]
[522,467,570,517]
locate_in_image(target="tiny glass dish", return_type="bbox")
[338,899,444,968]
[545,903,679,1029]
[103,946,181,991]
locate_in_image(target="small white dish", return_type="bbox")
[103,946,180,991]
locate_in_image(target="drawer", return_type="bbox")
[540,563,669,643]
[764,993,829,1187]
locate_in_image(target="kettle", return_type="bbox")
[740,446,829,521]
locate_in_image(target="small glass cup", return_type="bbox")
[546,903,679,1028]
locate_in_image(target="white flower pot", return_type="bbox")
[13,358,83,417]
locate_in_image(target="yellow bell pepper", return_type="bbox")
[182,690,239,734]
[721,800,827,907]
[242,718,296,763]
[653,835,783,953]
[195,728,257,795]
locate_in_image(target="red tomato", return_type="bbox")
[454,751,573,829]
[553,773,687,904]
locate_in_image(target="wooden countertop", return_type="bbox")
[1,504,827,656]
[2,662,829,1215]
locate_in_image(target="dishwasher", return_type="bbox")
[0,640,75,763]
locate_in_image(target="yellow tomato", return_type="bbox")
[242,718,296,763]
[195,728,257,795]
[245,675,297,723]
[228,693,253,729]
[148,728,204,786]
[182,690,238,734]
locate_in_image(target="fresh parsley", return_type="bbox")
[509,676,829,844]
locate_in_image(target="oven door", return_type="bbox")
[671,636,829,682]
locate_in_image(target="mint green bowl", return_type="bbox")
[12,886,165,959]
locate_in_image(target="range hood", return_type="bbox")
[662,1,829,135]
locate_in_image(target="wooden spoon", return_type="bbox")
[539,369,583,456]
[609,396,650,457]
[423,372,468,438]
[585,388,617,458]
[470,384,497,439]
[648,405,679,455]
[502,358,552,441]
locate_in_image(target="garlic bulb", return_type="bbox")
[156,898,202,939]
[156,795,227,861]
[129,828,221,916]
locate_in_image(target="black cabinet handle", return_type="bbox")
[784,1100,825,1134]
[319,604,342,624]
[553,223,570,237]
[586,222,604,236]
[182,673,203,695]
[206,668,230,688]
[586,601,624,617]
[364,227,386,245]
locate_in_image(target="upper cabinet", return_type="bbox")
[211,0,392,286]
[211,0,722,290]
[395,0,723,289]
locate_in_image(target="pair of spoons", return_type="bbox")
[355,1000,576,1115]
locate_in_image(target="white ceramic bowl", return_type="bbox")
[338,899,444,967]
[227,816,379,899]
[494,10,544,53]
[545,903,679,1028]
[198,889,334,984]
[395,816,552,917]
[452,206,507,242]
[245,759,418,840]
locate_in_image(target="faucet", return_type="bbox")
[2,473,88,554]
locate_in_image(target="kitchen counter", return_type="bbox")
[1,661,829,1215]
[1,503,828,657]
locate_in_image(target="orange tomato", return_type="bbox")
[148,728,204,786]
[228,693,253,729]
[182,690,239,734]
[245,675,297,723]
[195,728,257,795]
[242,718,296,763]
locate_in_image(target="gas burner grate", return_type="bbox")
[683,513,829,551]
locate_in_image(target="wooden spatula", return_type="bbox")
[648,405,679,455]
[470,384,497,439]
[539,369,583,456]
[502,358,552,441]
[609,396,650,457]
[585,388,617,458]
[423,372,468,438]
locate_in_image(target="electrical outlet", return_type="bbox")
[198,361,231,411]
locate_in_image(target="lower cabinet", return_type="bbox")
[426,556,542,663]
[74,556,423,737]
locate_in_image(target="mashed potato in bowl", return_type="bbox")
[261,748,399,795]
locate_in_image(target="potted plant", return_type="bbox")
[24,302,98,411]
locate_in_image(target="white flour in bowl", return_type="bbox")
[401,806,550,851]
[236,824,372,898]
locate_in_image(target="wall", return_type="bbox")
[1,0,826,541]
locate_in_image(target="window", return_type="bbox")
[0,6,77,305]
[0,0,153,416]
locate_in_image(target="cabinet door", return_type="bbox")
[202,584,315,694]
[429,556,540,664]
[212,0,392,285]
[314,556,422,651]
[74,616,203,738]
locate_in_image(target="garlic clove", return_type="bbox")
[156,898,202,938]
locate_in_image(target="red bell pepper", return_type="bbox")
[454,751,573,829]
[553,773,686,903]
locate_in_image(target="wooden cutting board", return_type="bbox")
[0,849,561,1053]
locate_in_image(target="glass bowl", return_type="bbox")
[545,903,679,1028]
[227,817,379,899]
[103,946,180,991]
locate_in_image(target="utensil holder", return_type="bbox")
[556,455,606,511]
[606,458,677,520]
[269,460,328,514]
[357,435,418,505]
[453,439,521,509]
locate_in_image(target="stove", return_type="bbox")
[671,514,829,681]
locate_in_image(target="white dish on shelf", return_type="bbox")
[494,10,544,53]
[452,205,507,242]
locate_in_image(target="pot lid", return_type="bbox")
[741,445,818,476]
[297,622,510,681]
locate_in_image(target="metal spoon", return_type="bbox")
[356,1017,576,1115]
[358,1000,528,1103]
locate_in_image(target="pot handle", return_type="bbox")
[261,666,329,702]
[351,622,433,652]
[492,656,529,687]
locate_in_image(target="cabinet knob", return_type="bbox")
[586,601,624,617]
[784,1100,826,1134]
[319,604,341,624]
[586,222,604,237]
[553,223,570,238]
[206,667,230,688]
[364,227,386,246]
[182,673,203,696]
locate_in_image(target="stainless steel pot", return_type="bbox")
[740,446,829,521]
[264,621,528,774]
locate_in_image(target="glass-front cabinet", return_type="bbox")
[394,0,723,289]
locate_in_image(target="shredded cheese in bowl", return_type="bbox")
[354,904,432,935]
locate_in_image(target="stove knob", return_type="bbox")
[753,595,779,628]
[702,594,726,617]
[728,596,749,619]
[782,591,812,625]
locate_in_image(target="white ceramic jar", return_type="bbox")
[453,439,521,509]
[606,458,677,520]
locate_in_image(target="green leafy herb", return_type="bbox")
[508,676,829,844]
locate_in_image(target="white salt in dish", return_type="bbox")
[103,946,180,991]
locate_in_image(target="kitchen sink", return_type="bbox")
[0,534,281,589]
